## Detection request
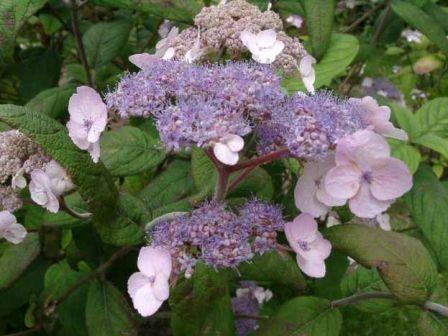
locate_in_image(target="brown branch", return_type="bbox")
[70,0,94,88]
[341,2,386,33]
[229,148,290,172]
[227,166,256,193]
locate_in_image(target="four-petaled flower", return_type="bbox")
[284,213,331,278]
[213,134,245,166]
[325,130,412,218]
[294,154,345,218]
[240,29,285,64]
[0,211,27,244]
[128,246,172,317]
[350,96,408,141]
[67,86,108,163]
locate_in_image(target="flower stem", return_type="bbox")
[60,197,93,219]
[70,0,95,88]
[331,291,395,308]
[229,148,289,172]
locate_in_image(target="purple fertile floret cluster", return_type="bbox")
[106,60,367,159]
[149,200,285,274]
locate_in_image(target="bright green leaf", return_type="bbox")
[413,133,448,159]
[416,98,448,139]
[303,0,336,60]
[389,139,421,174]
[283,34,359,92]
[100,126,166,176]
[405,165,448,271]
[391,0,448,54]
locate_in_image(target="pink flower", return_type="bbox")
[284,213,332,278]
[213,134,244,166]
[0,211,27,244]
[299,54,316,94]
[29,170,60,213]
[45,160,74,196]
[350,96,408,141]
[128,246,172,317]
[67,86,108,163]
[325,130,412,218]
[294,155,345,218]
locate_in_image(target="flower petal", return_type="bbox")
[88,141,101,163]
[127,272,149,299]
[129,53,159,69]
[132,283,164,317]
[153,275,170,301]
[294,174,329,218]
[296,254,326,278]
[213,142,239,165]
[137,246,172,279]
[370,157,412,200]
[221,134,244,152]
[3,223,27,244]
[325,164,361,199]
[240,31,258,53]
[256,29,277,48]
[349,183,392,218]
[285,213,318,252]
[315,184,346,207]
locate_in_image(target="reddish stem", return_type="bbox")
[229,147,290,172]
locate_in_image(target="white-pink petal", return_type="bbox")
[294,174,329,217]
[129,53,159,69]
[349,183,392,218]
[137,246,172,279]
[296,254,326,278]
[132,283,164,317]
[213,142,240,166]
[325,164,361,200]
[127,272,149,300]
[370,157,412,200]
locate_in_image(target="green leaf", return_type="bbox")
[415,98,448,139]
[89,0,203,24]
[0,0,47,62]
[19,48,61,103]
[413,133,448,159]
[389,139,421,174]
[303,0,336,60]
[85,280,137,336]
[26,85,76,119]
[0,233,40,290]
[170,263,235,336]
[391,0,448,55]
[0,105,118,225]
[422,3,448,34]
[388,101,422,140]
[139,160,195,214]
[314,251,349,300]
[94,193,146,246]
[283,34,359,93]
[418,276,448,336]
[42,260,89,336]
[100,126,166,176]
[258,296,342,336]
[83,20,131,69]
[340,266,394,313]
[405,165,448,271]
[238,251,306,291]
[325,224,438,303]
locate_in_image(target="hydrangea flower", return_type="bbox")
[349,96,407,141]
[28,160,73,213]
[11,168,26,190]
[213,134,244,166]
[285,213,331,278]
[29,169,60,213]
[294,155,345,218]
[240,29,285,64]
[67,86,108,163]
[299,55,316,94]
[325,130,412,218]
[127,246,172,317]
[0,211,27,244]
[155,27,179,58]
[401,28,423,43]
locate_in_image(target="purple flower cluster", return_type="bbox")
[107,60,368,159]
[106,60,282,151]
[149,200,284,274]
[259,91,367,159]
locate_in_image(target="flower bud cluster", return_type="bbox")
[165,0,307,74]
[148,200,285,274]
